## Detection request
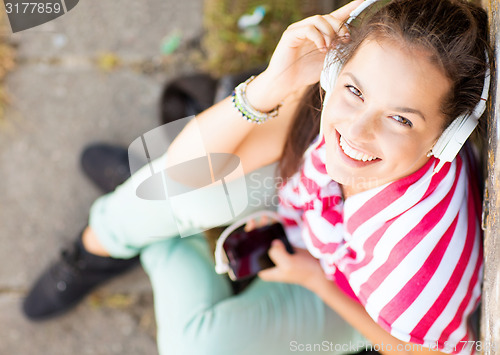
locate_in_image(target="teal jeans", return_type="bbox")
[89,153,366,355]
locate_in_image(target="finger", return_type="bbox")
[293,247,314,258]
[312,15,338,48]
[259,215,270,227]
[298,15,338,46]
[258,266,284,282]
[244,219,256,232]
[249,215,271,230]
[322,13,351,40]
[289,16,338,49]
[268,239,291,266]
[292,24,330,52]
[257,267,277,281]
[330,0,364,21]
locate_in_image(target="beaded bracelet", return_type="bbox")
[231,76,282,124]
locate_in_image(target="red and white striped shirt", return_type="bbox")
[278,138,483,354]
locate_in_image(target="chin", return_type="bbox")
[325,159,381,195]
[324,150,351,185]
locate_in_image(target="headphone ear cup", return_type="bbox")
[317,52,343,149]
[432,118,460,158]
[431,50,488,174]
[431,114,478,171]
[320,52,333,92]
[320,51,342,106]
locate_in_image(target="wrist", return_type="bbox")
[303,271,332,294]
[233,76,282,124]
[245,72,291,112]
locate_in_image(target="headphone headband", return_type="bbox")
[346,0,381,23]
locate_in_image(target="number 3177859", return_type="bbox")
[6,2,62,14]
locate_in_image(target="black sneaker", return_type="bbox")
[22,233,139,321]
[80,143,134,193]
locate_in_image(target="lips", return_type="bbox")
[335,130,380,165]
[339,135,378,161]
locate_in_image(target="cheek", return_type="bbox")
[381,133,431,166]
[322,97,352,128]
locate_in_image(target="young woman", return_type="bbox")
[24,0,490,354]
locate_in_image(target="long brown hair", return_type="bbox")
[278,0,490,179]
[277,83,322,179]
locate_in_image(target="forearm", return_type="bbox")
[166,72,299,172]
[308,277,447,355]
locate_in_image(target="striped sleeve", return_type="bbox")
[277,171,307,249]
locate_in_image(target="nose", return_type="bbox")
[346,108,378,142]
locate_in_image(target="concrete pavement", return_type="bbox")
[0,1,203,354]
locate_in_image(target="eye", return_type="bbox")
[345,85,364,101]
[391,115,413,128]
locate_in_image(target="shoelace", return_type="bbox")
[50,243,86,287]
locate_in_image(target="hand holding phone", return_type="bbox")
[215,211,295,281]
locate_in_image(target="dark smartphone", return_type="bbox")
[222,223,294,281]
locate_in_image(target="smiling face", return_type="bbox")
[322,38,452,197]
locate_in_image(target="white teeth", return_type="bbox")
[339,135,377,162]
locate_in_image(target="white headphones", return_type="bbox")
[319,0,491,173]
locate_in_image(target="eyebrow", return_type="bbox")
[343,72,427,122]
[392,106,426,122]
[344,72,365,93]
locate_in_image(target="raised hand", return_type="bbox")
[252,0,364,104]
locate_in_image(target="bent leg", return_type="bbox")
[89,151,279,258]
[141,236,367,355]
